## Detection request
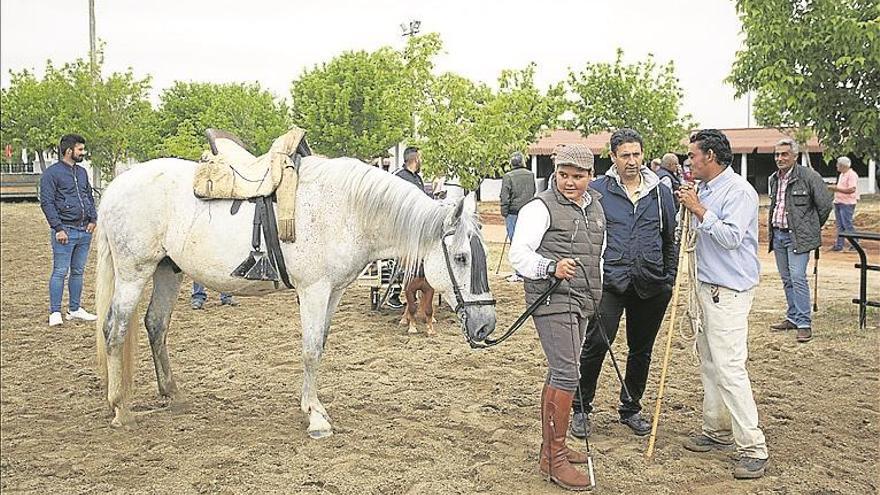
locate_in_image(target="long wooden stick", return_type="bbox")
[645,210,690,460]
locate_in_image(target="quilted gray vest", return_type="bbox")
[524,187,605,318]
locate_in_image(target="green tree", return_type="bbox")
[291,48,411,160]
[417,73,490,190]
[1,65,72,169]
[477,64,566,176]
[565,49,695,159]
[1,53,156,180]
[728,0,879,158]
[418,65,564,190]
[63,57,157,180]
[290,33,443,161]
[156,81,291,160]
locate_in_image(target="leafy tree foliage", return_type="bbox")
[156,81,290,160]
[418,64,564,190]
[289,33,443,161]
[728,0,879,158]
[565,48,695,159]
[1,52,154,179]
[0,67,67,169]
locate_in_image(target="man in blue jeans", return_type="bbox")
[191,282,237,309]
[827,156,860,251]
[767,138,833,343]
[39,134,99,327]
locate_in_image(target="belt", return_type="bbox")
[773,227,790,232]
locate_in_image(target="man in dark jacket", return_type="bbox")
[39,134,99,327]
[570,128,678,439]
[656,152,683,205]
[499,151,536,282]
[394,146,427,194]
[387,146,429,309]
[767,138,833,343]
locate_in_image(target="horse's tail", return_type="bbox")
[94,226,139,401]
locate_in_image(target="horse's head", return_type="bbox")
[423,194,497,347]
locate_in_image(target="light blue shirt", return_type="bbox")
[694,166,760,291]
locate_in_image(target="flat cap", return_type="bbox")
[554,144,594,171]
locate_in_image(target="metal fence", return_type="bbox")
[0,163,38,174]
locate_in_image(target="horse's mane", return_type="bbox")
[298,157,479,273]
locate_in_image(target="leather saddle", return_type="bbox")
[194,128,311,289]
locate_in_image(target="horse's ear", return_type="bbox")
[445,197,466,230]
[463,192,477,217]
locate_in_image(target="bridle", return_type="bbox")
[440,230,564,349]
[439,231,496,348]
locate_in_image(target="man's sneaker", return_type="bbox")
[683,434,735,453]
[67,308,98,321]
[220,297,239,307]
[191,299,205,310]
[505,273,522,283]
[620,412,652,436]
[769,319,797,331]
[734,457,768,479]
[49,312,64,327]
[796,327,813,343]
[569,412,591,439]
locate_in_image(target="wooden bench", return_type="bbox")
[0,172,40,199]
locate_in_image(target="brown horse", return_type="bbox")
[399,277,437,336]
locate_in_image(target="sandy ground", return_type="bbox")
[1,201,878,494]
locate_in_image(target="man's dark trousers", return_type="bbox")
[572,284,672,417]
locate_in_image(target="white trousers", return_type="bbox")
[696,282,768,459]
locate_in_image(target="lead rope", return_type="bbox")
[681,206,704,364]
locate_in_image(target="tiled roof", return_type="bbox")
[528,127,824,156]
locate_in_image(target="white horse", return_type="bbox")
[94,156,497,438]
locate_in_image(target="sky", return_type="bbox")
[1,0,751,129]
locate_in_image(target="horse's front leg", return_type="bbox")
[298,282,336,439]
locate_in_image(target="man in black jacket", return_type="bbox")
[570,129,678,439]
[499,151,536,282]
[386,146,429,309]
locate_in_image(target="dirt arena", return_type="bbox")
[1,201,878,494]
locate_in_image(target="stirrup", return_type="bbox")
[244,251,280,281]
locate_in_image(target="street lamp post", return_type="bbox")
[400,20,421,37]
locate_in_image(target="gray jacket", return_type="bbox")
[768,165,833,254]
[500,167,536,216]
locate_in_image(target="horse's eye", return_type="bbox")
[454,253,468,264]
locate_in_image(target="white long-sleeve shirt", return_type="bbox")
[508,194,606,280]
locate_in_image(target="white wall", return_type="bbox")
[480,178,502,201]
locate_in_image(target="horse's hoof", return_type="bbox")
[427,329,437,337]
[308,428,333,440]
[167,396,192,414]
[407,326,418,334]
[110,411,137,428]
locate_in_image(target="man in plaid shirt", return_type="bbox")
[767,138,833,343]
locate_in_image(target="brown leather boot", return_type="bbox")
[540,385,589,465]
[539,386,592,491]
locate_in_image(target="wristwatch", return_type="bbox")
[547,260,557,277]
